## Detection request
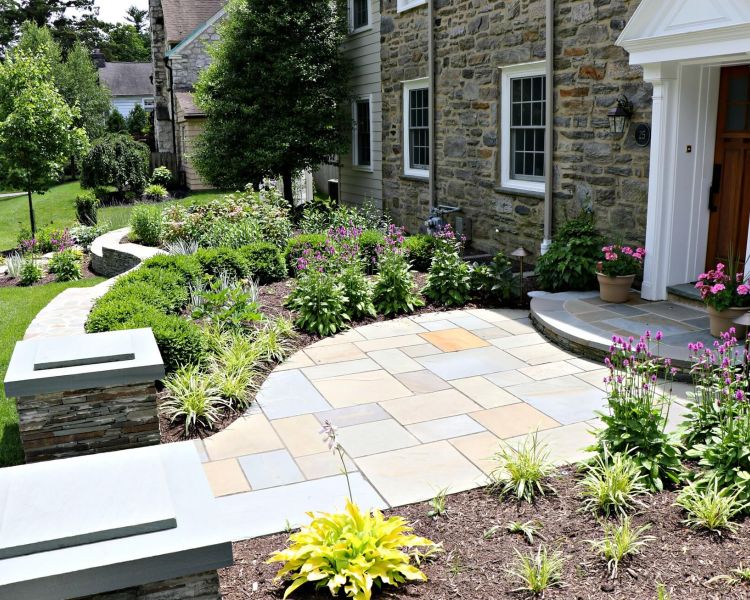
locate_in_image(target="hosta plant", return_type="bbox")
[422,244,471,307]
[285,270,350,336]
[48,248,83,282]
[268,499,438,600]
[372,251,423,316]
[339,265,376,320]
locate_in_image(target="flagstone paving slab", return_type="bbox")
[406,415,486,443]
[449,431,502,474]
[313,403,391,428]
[256,370,331,419]
[448,315,494,331]
[394,369,452,393]
[471,403,560,439]
[419,328,490,352]
[312,369,412,408]
[380,389,482,425]
[202,459,251,498]
[238,450,305,490]
[337,419,419,457]
[203,415,284,461]
[504,421,597,466]
[295,452,358,480]
[416,346,526,380]
[271,414,329,457]
[301,358,380,381]
[518,360,583,381]
[450,376,521,409]
[401,343,442,357]
[506,375,608,425]
[367,348,422,374]
[304,343,367,365]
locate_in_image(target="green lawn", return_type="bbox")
[0,278,105,467]
[0,182,225,251]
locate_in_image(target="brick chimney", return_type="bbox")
[92,48,106,69]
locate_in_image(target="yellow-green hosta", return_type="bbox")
[268,499,438,600]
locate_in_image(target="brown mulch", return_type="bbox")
[219,468,750,599]
[0,255,98,288]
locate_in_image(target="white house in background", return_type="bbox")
[616,0,750,300]
[97,61,154,117]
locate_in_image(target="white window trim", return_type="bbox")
[397,0,426,13]
[500,61,547,194]
[403,77,430,179]
[348,0,371,34]
[352,95,374,172]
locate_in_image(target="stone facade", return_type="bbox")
[149,0,173,154]
[17,382,160,463]
[76,571,221,600]
[380,0,651,258]
[169,23,222,91]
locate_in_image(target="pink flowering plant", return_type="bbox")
[695,261,750,312]
[598,244,645,277]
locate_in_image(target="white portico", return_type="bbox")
[617,0,750,301]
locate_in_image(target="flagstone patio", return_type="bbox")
[196,307,690,521]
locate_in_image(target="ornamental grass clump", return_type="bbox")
[161,365,226,433]
[578,451,650,516]
[588,515,654,579]
[506,545,564,595]
[489,431,555,503]
[675,480,746,534]
[590,331,682,491]
[267,499,438,600]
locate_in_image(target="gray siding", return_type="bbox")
[340,0,383,209]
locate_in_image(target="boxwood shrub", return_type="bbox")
[238,243,286,284]
[140,254,203,286]
[284,233,328,274]
[195,247,249,279]
[86,298,153,333]
[404,234,437,272]
[111,268,188,313]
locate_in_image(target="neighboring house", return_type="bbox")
[96,57,154,117]
[377,0,750,301]
[149,0,226,189]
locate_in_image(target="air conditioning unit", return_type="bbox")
[328,179,339,203]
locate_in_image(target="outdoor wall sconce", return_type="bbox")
[608,95,634,135]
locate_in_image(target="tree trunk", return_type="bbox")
[27,188,36,237]
[281,169,294,208]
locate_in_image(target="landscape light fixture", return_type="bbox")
[608,95,634,135]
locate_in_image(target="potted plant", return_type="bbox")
[695,261,750,337]
[596,245,645,303]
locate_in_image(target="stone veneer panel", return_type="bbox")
[380,0,651,256]
[17,382,160,463]
[75,571,221,599]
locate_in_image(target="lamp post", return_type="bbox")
[512,247,529,305]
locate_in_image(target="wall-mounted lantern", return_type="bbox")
[608,95,634,135]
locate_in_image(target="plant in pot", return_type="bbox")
[596,245,645,303]
[695,261,750,338]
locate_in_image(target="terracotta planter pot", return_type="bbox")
[597,273,635,304]
[706,306,749,338]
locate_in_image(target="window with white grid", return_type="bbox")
[353,98,372,168]
[403,79,429,178]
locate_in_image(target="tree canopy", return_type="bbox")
[193,0,351,202]
[0,51,88,233]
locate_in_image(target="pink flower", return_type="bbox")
[739,285,750,296]
[716,263,725,271]
[711,283,726,294]
[622,246,633,255]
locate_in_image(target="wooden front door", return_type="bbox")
[706,65,750,271]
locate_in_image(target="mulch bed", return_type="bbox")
[0,255,98,288]
[219,468,750,599]
[159,272,520,444]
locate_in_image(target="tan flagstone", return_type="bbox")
[394,370,452,394]
[274,350,315,371]
[357,319,428,340]
[506,343,576,365]
[302,358,379,381]
[367,348,422,374]
[484,370,535,388]
[313,370,413,408]
[450,431,502,474]
[295,451,358,479]
[355,441,486,507]
[496,319,536,335]
[402,343,442,357]
[337,419,420,457]
[311,329,366,347]
[470,404,560,439]
[204,414,284,461]
[355,334,427,352]
[272,414,329,457]
[419,328,490,352]
[304,343,367,365]
[380,389,482,425]
[518,360,583,381]
[451,376,522,408]
[202,458,251,497]
[504,421,596,466]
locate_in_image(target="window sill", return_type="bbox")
[401,174,429,183]
[352,165,374,173]
[495,185,545,201]
[349,25,372,36]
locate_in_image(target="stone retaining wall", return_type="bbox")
[17,382,160,463]
[77,571,221,600]
[90,228,165,279]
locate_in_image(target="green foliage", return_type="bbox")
[129,204,162,246]
[238,242,287,284]
[300,202,386,235]
[506,545,564,595]
[427,487,448,518]
[151,166,173,187]
[161,365,225,434]
[253,317,296,363]
[190,275,262,332]
[86,297,151,333]
[339,265,375,320]
[20,225,68,253]
[506,520,544,544]
[74,191,99,225]
[140,254,202,287]
[48,248,82,282]
[106,108,127,134]
[372,252,423,316]
[358,229,385,272]
[267,499,437,600]
[126,104,150,137]
[284,233,328,273]
[144,184,168,201]
[578,451,649,516]
[98,23,151,63]
[285,270,350,336]
[18,259,42,286]
[470,253,515,305]
[403,234,437,272]
[193,0,351,199]
[675,480,746,534]
[110,268,188,313]
[195,247,249,280]
[81,133,150,195]
[588,516,654,578]
[708,565,750,587]
[422,245,471,307]
[0,50,88,234]
[71,222,110,250]
[535,213,604,292]
[489,432,555,503]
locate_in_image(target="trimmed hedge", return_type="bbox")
[195,247,249,280]
[86,298,153,333]
[140,254,203,286]
[238,243,286,284]
[111,268,188,313]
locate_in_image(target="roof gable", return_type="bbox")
[162,0,226,44]
[166,8,226,58]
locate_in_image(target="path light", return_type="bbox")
[511,246,529,302]
[608,95,634,135]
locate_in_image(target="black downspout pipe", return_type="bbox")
[165,57,177,159]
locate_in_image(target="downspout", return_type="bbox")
[428,0,436,211]
[541,0,554,254]
[165,57,177,159]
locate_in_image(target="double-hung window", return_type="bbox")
[352,97,372,169]
[350,0,369,32]
[403,78,430,178]
[501,62,546,193]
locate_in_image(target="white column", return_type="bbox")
[641,64,679,301]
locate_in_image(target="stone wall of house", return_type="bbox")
[170,23,222,92]
[76,571,221,600]
[149,0,174,154]
[380,0,650,258]
[17,382,160,463]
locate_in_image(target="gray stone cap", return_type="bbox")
[4,328,166,398]
[0,442,234,599]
